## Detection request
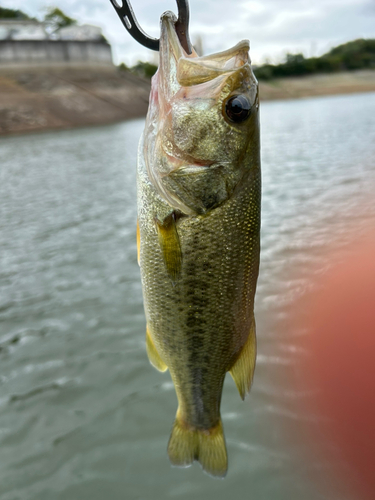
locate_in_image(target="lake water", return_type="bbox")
[1,92,375,500]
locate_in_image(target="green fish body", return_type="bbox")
[137,12,260,477]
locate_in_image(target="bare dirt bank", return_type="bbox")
[0,68,374,136]
[0,67,150,136]
[259,70,375,101]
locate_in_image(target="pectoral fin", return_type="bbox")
[146,326,168,372]
[155,212,182,282]
[229,316,257,400]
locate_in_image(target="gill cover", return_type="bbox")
[143,12,259,216]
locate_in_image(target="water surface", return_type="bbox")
[1,92,375,499]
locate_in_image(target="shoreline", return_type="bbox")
[259,70,375,101]
[1,68,374,136]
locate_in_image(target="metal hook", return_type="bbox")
[109,0,192,54]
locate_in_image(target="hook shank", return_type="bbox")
[109,0,192,54]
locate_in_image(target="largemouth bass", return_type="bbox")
[137,12,260,477]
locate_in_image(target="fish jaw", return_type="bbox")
[143,12,259,216]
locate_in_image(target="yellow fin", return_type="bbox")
[168,411,227,478]
[146,326,168,372]
[136,220,140,266]
[229,316,257,400]
[155,212,182,282]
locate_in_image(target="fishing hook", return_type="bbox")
[109,0,192,54]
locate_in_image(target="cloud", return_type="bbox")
[3,0,375,65]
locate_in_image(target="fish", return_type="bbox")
[137,11,261,478]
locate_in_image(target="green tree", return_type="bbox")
[43,7,77,32]
[254,38,375,80]
[118,62,129,72]
[0,7,32,19]
[286,53,305,65]
[254,64,274,80]
[130,61,158,79]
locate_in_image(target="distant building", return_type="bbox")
[0,19,113,69]
[0,20,47,40]
[56,24,104,42]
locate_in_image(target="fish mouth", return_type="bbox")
[171,163,221,176]
[159,12,251,87]
[161,149,216,177]
[160,11,250,63]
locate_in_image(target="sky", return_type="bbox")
[3,0,375,66]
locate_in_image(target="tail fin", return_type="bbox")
[167,412,227,478]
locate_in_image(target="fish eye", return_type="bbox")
[224,95,251,123]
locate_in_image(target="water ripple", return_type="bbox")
[0,95,374,499]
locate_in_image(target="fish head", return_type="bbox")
[144,12,260,216]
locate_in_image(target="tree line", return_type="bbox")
[1,6,78,32]
[254,39,375,80]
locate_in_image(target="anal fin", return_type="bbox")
[146,326,168,372]
[229,316,257,400]
[155,212,182,282]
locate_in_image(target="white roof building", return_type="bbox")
[0,20,106,42]
[56,24,104,42]
[0,20,47,41]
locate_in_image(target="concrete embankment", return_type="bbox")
[0,68,374,135]
[0,67,151,135]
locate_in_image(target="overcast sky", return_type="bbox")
[3,0,375,66]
